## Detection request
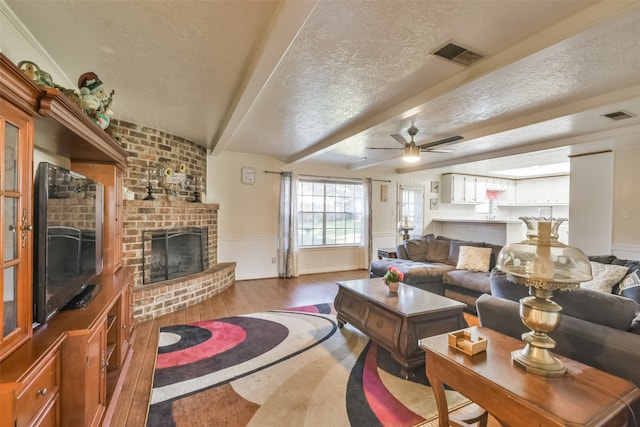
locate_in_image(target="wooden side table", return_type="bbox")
[420,327,640,427]
[377,248,397,259]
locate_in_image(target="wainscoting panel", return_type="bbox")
[218,236,278,280]
[612,244,640,260]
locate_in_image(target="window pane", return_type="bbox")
[4,198,17,261]
[3,266,17,337]
[297,180,364,247]
[4,122,18,191]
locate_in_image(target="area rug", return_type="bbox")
[146,303,468,426]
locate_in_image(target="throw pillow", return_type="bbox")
[580,261,629,293]
[447,240,484,266]
[404,238,429,262]
[619,270,640,304]
[425,239,451,263]
[456,246,492,272]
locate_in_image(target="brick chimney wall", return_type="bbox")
[107,120,235,322]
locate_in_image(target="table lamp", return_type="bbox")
[397,216,414,241]
[495,207,592,376]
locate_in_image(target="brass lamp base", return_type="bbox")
[513,290,566,377]
[512,333,566,377]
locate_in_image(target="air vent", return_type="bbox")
[433,43,483,66]
[603,110,635,121]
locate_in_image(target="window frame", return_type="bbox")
[297,178,364,248]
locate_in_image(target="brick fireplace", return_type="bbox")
[108,119,236,322]
[123,200,235,322]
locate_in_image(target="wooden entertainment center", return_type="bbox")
[0,54,133,426]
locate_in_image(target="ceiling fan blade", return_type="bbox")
[368,147,402,150]
[417,135,463,149]
[421,148,452,153]
[391,134,408,146]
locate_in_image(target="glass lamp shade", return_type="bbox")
[496,208,592,290]
[397,217,414,232]
[403,145,420,163]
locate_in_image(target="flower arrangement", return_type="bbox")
[383,266,404,284]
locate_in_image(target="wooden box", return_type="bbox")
[448,329,487,355]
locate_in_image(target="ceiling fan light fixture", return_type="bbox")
[403,145,420,163]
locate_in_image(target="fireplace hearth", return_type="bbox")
[142,226,208,284]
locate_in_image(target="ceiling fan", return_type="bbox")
[370,126,463,163]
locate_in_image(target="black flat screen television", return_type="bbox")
[33,162,104,324]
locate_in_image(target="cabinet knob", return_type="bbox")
[376,320,383,328]
[37,388,47,396]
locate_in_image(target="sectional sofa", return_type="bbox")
[370,234,502,313]
[477,259,640,389]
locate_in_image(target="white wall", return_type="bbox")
[206,152,444,279]
[569,151,614,255]
[0,3,74,88]
[613,144,640,259]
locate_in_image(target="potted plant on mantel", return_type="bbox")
[383,266,404,294]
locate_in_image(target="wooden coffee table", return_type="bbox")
[420,327,640,427]
[334,278,466,379]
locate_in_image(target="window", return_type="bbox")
[298,179,364,247]
[399,185,424,237]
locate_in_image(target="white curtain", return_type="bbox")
[358,178,373,269]
[277,172,298,277]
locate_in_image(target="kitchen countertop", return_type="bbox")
[432,218,522,224]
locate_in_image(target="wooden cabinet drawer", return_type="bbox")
[337,293,365,326]
[15,351,60,426]
[363,304,402,351]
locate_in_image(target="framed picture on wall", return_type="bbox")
[430,198,440,210]
[430,181,440,193]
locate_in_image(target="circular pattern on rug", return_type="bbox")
[153,316,290,384]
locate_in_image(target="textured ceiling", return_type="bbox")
[5,0,640,176]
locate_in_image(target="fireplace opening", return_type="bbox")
[142,226,208,284]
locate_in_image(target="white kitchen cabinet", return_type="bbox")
[441,174,486,204]
[534,177,553,204]
[464,176,477,202]
[551,175,570,204]
[475,178,487,203]
[515,179,535,204]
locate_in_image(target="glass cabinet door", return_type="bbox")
[0,100,34,361]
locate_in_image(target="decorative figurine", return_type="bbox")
[18,60,55,87]
[78,72,115,129]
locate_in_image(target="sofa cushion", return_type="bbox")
[484,243,503,270]
[491,268,637,331]
[370,258,454,284]
[619,269,640,304]
[447,240,484,266]
[589,255,618,264]
[444,269,492,294]
[456,246,492,272]
[580,262,629,293]
[404,237,429,262]
[425,238,451,263]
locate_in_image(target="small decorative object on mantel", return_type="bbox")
[18,60,81,106]
[383,266,403,295]
[156,163,191,197]
[143,170,156,201]
[78,72,115,130]
[191,175,201,203]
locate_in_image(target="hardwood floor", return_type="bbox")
[110,269,481,426]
